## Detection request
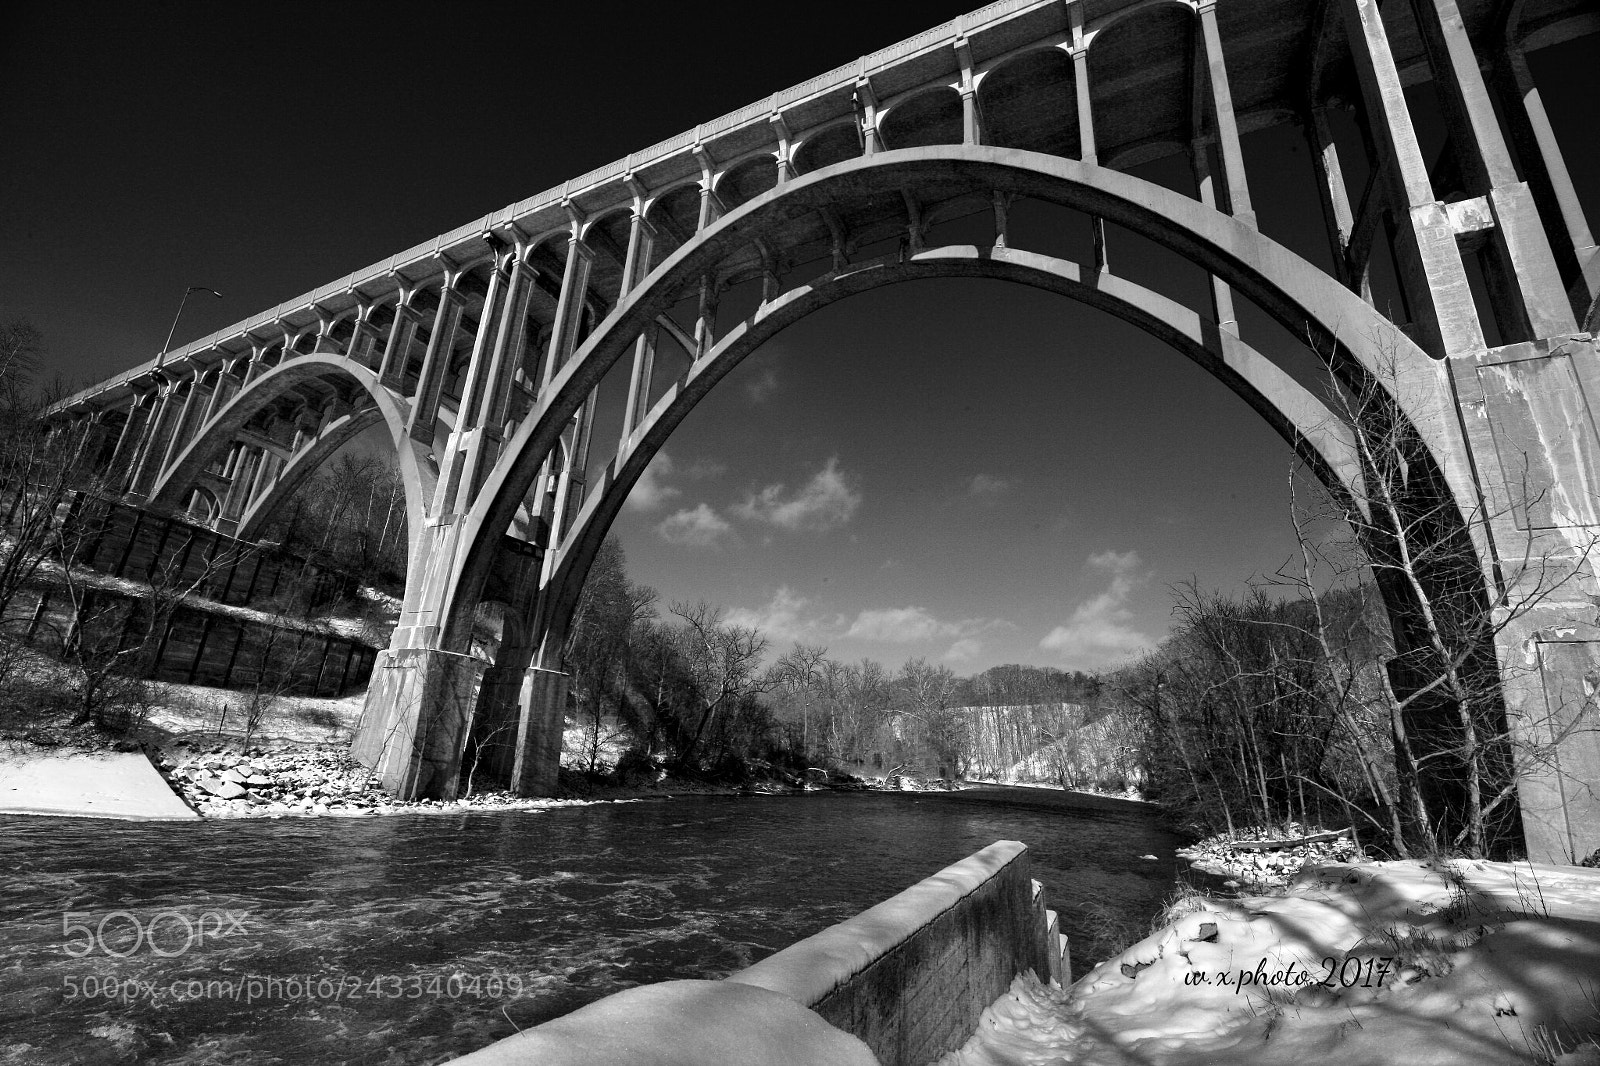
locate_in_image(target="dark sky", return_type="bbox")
[5,3,1595,673]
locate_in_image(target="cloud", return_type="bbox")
[966,473,1011,501]
[626,452,681,512]
[725,587,840,645]
[845,606,951,643]
[943,637,985,663]
[733,457,861,533]
[1038,550,1157,668]
[744,364,780,403]
[844,607,1013,648]
[656,504,732,548]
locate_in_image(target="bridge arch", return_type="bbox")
[147,354,433,559]
[541,246,1366,645]
[444,145,1475,663]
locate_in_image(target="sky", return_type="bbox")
[4,3,1595,677]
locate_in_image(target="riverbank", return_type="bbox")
[940,854,1600,1065]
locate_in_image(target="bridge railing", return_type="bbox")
[52,0,1062,415]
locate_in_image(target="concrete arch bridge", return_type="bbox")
[49,0,1600,860]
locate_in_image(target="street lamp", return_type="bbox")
[155,286,223,369]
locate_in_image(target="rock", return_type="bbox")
[245,775,274,787]
[219,768,247,785]
[198,775,247,800]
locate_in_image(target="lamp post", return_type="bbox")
[155,286,223,369]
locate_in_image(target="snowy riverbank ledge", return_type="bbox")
[940,857,1600,1065]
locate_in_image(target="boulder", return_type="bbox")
[198,775,247,800]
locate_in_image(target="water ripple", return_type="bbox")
[0,788,1201,1064]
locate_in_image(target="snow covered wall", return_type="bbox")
[452,840,1067,1066]
[733,840,1068,1065]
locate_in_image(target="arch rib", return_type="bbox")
[147,354,434,547]
[539,245,1366,640]
[442,145,1471,655]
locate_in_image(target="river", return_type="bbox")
[0,786,1204,1065]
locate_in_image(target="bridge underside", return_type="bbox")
[48,0,1600,860]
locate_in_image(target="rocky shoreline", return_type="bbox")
[1177,821,1367,889]
[153,745,615,818]
[150,743,876,819]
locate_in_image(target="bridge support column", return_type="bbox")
[353,514,484,799]
[409,293,463,441]
[1340,0,1485,357]
[106,396,152,475]
[1068,5,1095,166]
[1491,46,1600,316]
[1448,335,1600,862]
[125,381,180,498]
[382,298,424,393]
[1303,105,1361,291]
[510,656,568,796]
[352,646,486,799]
[1197,0,1254,227]
[1408,0,1575,341]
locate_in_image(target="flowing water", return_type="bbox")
[0,786,1201,1065]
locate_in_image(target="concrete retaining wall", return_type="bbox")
[0,582,377,697]
[56,490,356,608]
[731,840,1067,1066]
[453,840,1069,1066]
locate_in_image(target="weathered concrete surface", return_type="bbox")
[449,841,1059,1066]
[446,980,879,1066]
[731,839,1060,1066]
[0,749,197,820]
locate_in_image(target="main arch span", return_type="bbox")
[49,0,1600,861]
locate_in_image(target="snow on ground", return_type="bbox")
[938,858,1600,1065]
[138,677,365,746]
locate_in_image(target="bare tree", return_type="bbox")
[667,600,769,772]
[1296,334,1597,856]
[564,538,656,773]
[770,643,829,758]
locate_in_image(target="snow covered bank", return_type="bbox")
[939,858,1600,1065]
[0,748,198,819]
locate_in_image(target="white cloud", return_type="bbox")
[943,637,985,663]
[626,452,680,512]
[733,457,861,533]
[844,607,1012,650]
[744,364,780,403]
[846,606,950,643]
[725,587,840,645]
[656,503,732,548]
[966,473,1011,501]
[1038,550,1157,668]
